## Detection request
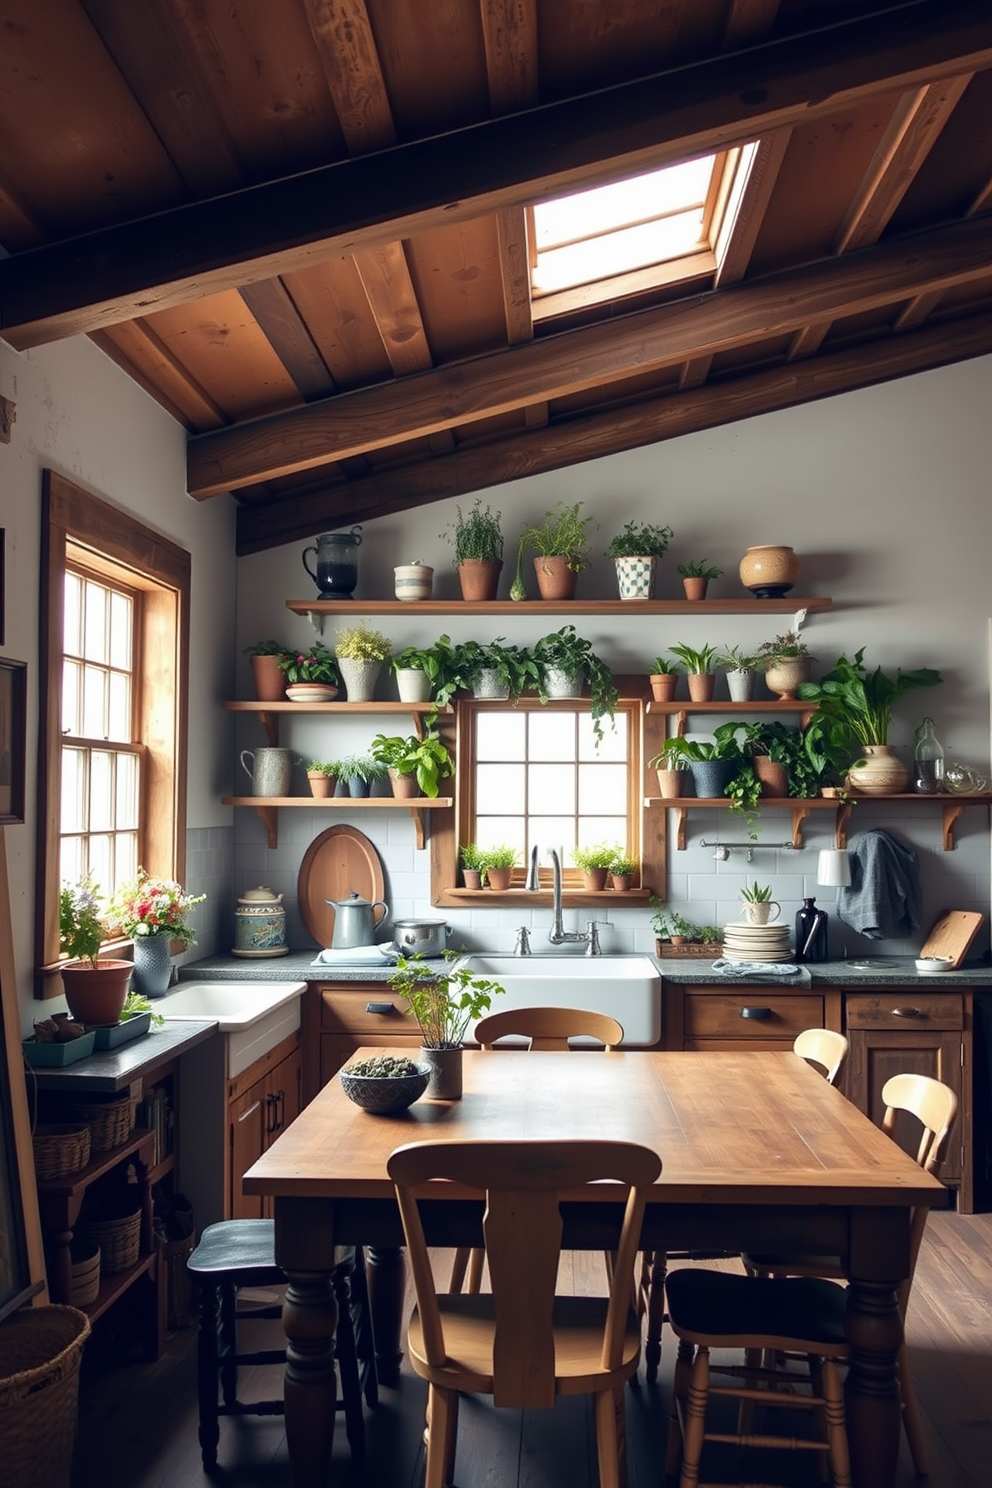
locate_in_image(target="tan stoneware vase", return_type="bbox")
[60,960,133,1027]
[846,745,911,795]
[457,558,502,601]
[764,656,811,699]
[533,555,577,601]
[739,544,801,598]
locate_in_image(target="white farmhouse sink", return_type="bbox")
[454,955,660,1046]
[160,981,305,1077]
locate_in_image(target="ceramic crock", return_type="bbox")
[233,887,288,957]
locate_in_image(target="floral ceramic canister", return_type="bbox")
[233,887,288,957]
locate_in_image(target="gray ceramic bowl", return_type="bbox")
[339,1062,431,1114]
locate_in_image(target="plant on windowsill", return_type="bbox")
[370,731,453,799]
[608,852,638,892]
[388,950,507,1097]
[58,877,134,1027]
[532,625,618,745]
[668,640,720,702]
[573,841,624,891]
[441,497,504,601]
[459,842,487,890]
[677,559,723,601]
[519,500,597,600]
[605,521,673,600]
[476,844,518,892]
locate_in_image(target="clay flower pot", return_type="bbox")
[686,672,716,702]
[307,771,335,797]
[60,960,133,1027]
[462,869,484,890]
[457,558,502,601]
[611,874,633,891]
[753,757,789,797]
[655,768,685,798]
[649,673,679,702]
[533,556,578,601]
[250,654,287,702]
[682,576,709,601]
[388,769,420,799]
[581,868,609,891]
[485,866,513,891]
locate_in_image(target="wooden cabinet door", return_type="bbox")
[228,1076,267,1220]
[847,1027,963,1184]
[265,1046,302,1149]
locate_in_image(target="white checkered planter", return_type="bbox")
[614,555,657,599]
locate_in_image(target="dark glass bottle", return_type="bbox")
[795,897,829,962]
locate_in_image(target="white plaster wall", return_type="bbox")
[235,355,992,962]
[0,336,236,1028]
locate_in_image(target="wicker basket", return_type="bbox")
[0,1304,91,1488]
[656,938,723,958]
[163,1232,196,1329]
[31,1123,91,1180]
[76,1201,141,1275]
[68,1241,101,1308]
[61,1093,133,1153]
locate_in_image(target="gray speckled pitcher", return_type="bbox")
[240,747,293,797]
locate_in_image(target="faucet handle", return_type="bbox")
[513,925,532,956]
[584,921,602,956]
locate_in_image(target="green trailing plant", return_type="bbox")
[532,625,618,745]
[740,881,773,903]
[572,841,624,871]
[649,656,681,675]
[369,731,454,797]
[797,647,942,754]
[441,498,504,564]
[519,501,596,571]
[388,950,506,1049]
[476,844,518,871]
[605,521,673,559]
[668,641,719,674]
[677,559,723,579]
[278,642,339,685]
[455,639,541,697]
[244,638,292,658]
[724,763,762,830]
[334,622,392,662]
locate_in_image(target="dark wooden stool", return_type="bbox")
[186,1218,377,1470]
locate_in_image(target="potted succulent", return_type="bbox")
[388,950,506,1097]
[668,641,720,702]
[605,521,673,599]
[106,871,206,999]
[519,501,596,600]
[441,498,504,601]
[798,648,942,795]
[278,642,339,702]
[716,645,761,702]
[459,842,487,890]
[370,730,454,799]
[244,639,292,702]
[532,625,618,745]
[306,759,340,798]
[608,852,638,892]
[755,630,815,700]
[573,841,622,891]
[739,880,781,926]
[677,559,723,601]
[334,622,392,702]
[476,844,518,892]
[648,656,680,703]
[58,877,133,1026]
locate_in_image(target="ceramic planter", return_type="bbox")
[308,771,335,797]
[533,555,577,601]
[250,654,287,702]
[542,665,584,699]
[753,757,789,796]
[649,673,679,702]
[686,673,716,702]
[457,558,502,601]
[763,656,811,699]
[725,668,755,702]
[394,563,434,601]
[337,657,382,702]
[739,544,800,598]
[346,776,370,797]
[655,768,686,798]
[131,934,172,999]
[485,866,513,891]
[741,900,782,926]
[581,868,609,891]
[462,868,484,890]
[420,1046,463,1100]
[471,667,510,700]
[60,960,132,1027]
[847,744,910,795]
[614,555,657,600]
[611,874,633,891]
[681,576,709,601]
[394,668,432,703]
[388,768,420,798]
[688,759,737,799]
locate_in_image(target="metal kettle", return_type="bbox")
[327,891,389,949]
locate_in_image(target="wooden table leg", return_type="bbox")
[282,1269,338,1488]
[844,1278,903,1488]
[366,1244,405,1384]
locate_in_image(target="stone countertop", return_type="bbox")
[28,1019,216,1092]
[180,952,399,983]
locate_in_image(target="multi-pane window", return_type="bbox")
[60,569,140,896]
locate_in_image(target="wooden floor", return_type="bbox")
[70,1211,992,1488]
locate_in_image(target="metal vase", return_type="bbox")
[131,934,173,998]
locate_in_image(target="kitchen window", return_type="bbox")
[35,471,191,995]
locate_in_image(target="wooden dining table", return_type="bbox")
[243,1047,946,1488]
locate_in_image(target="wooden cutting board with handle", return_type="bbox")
[297,824,387,949]
[917,909,984,968]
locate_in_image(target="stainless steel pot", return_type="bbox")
[391,918,451,957]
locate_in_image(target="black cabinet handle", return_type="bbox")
[740,1006,772,1020]
[366,1001,396,1014]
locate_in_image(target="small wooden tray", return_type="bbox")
[918,910,984,968]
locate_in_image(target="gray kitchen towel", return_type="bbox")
[836,828,921,940]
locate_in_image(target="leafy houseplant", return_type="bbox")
[573,840,623,890]
[370,730,454,798]
[58,878,134,1026]
[520,501,596,600]
[668,640,719,701]
[334,622,392,702]
[532,625,618,745]
[459,842,487,889]
[756,629,815,700]
[306,759,341,797]
[389,951,506,1097]
[476,844,518,891]
[609,853,638,889]
[606,521,673,600]
[677,559,722,601]
[279,642,339,687]
[442,498,504,600]
[716,645,760,702]
[449,638,541,702]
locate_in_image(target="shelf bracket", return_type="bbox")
[252,805,279,849]
[835,801,853,849]
[305,610,326,637]
[675,806,687,851]
[409,806,428,850]
[792,606,809,634]
[942,802,966,851]
[258,711,280,747]
[790,804,810,848]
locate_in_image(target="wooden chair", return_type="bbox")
[448,1007,624,1293]
[740,1070,958,1476]
[638,1029,849,1383]
[387,1137,661,1488]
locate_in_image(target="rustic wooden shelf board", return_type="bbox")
[288,597,833,618]
[222,795,454,850]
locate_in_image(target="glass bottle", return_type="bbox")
[795,897,828,963]
[913,717,944,794]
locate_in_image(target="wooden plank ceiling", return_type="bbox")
[1,0,991,554]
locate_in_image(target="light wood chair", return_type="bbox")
[387,1137,661,1488]
[638,1028,849,1383]
[740,1070,958,1476]
[448,1007,624,1293]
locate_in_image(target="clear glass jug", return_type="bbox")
[302,527,362,597]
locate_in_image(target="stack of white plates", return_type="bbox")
[721,922,793,963]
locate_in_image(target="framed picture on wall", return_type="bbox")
[0,658,26,825]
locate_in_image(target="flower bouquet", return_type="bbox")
[106,870,206,945]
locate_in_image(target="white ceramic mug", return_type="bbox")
[742,900,781,925]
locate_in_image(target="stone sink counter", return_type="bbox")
[656,955,992,985]
[180,951,399,983]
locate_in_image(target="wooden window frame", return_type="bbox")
[35,471,191,998]
[430,679,663,909]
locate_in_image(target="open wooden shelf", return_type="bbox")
[222,795,454,850]
[645,794,992,851]
[224,698,450,745]
[288,596,833,623]
[436,887,653,908]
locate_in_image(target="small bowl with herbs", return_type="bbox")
[339,1054,432,1114]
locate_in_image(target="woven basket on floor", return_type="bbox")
[76,1202,141,1275]
[0,1304,91,1488]
[31,1123,91,1180]
[61,1093,133,1153]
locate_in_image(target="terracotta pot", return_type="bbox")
[250,654,287,702]
[655,768,685,798]
[581,867,609,891]
[764,656,811,700]
[457,558,502,601]
[533,555,578,601]
[60,960,132,1027]
[649,673,678,702]
[611,874,633,891]
[739,544,801,598]
[462,868,484,890]
[308,771,335,797]
[388,768,420,798]
[847,744,911,795]
[753,756,789,796]
[485,866,513,891]
[682,576,709,601]
[687,672,716,702]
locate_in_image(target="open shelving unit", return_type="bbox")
[287,595,834,631]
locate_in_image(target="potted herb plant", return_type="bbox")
[519,501,596,601]
[573,841,622,891]
[370,730,454,798]
[716,645,760,703]
[441,498,504,601]
[477,844,518,892]
[798,647,942,795]
[306,760,340,798]
[459,843,487,890]
[605,521,673,600]
[58,877,133,1027]
[244,639,292,702]
[608,852,638,892]
[389,951,506,1098]
[334,622,392,702]
[755,630,814,700]
[278,642,339,702]
[668,641,720,702]
[648,656,680,703]
[677,559,723,601]
[532,625,618,744]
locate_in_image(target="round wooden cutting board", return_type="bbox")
[297,824,387,949]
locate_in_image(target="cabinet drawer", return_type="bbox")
[845,990,963,1031]
[320,987,412,1034]
[683,991,823,1040]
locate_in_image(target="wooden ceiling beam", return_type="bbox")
[235,308,992,552]
[188,212,992,496]
[302,0,396,152]
[4,0,992,347]
[893,164,992,332]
